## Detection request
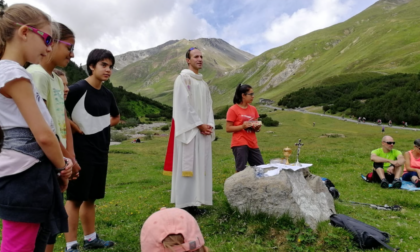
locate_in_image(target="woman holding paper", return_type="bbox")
[226,83,264,172]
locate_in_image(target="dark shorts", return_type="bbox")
[373,162,395,170]
[372,169,395,183]
[232,145,264,172]
[0,159,68,250]
[402,171,419,181]
[66,163,108,202]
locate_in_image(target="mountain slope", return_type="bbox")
[209,0,420,107]
[113,40,179,70]
[110,38,254,105]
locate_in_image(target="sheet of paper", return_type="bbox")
[256,163,313,177]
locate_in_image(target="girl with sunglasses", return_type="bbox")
[27,22,79,252]
[0,4,72,252]
[226,83,264,172]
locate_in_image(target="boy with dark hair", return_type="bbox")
[85,49,115,76]
[64,49,120,252]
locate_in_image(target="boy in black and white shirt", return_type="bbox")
[64,49,120,252]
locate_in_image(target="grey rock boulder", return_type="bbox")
[224,166,336,229]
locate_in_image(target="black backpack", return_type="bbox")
[322,178,340,199]
[330,214,398,251]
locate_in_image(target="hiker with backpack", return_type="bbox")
[370,135,404,188]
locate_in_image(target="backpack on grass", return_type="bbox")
[321,177,340,199]
[364,172,374,182]
[330,214,398,251]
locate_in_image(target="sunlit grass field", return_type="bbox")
[3,108,420,251]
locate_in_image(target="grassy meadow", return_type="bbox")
[2,109,420,251]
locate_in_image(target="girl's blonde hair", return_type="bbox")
[163,234,209,252]
[0,3,51,58]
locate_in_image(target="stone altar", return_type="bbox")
[224,166,335,229]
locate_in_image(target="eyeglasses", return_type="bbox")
[56,40,74,53]
[189,47,198,51]
[245,93,255,97]
[384,141,396,145]
[15,23,52,46]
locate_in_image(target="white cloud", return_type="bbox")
[263,0,354,45]
[4,0,376,64]
[5,0,217,65]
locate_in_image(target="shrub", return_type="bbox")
[117,117,141,129]
[111,132,128,142]
[262,117,279,127]
[125,117,140,127]
[259,114,267,118]
[161,125,169,131]
[144,133,153,140]
[145,114,160,118]
[215,124,223,130]
[214,105,229,119]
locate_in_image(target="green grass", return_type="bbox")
[3,109,420,251]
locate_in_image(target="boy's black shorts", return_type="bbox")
[66,163,108,201]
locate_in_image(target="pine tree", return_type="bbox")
[0,0,8,11]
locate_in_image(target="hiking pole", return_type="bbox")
[338,199,402,211]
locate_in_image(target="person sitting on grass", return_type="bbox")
[402,139,420,187]
[370,135,404,188]
[140,207,209,252]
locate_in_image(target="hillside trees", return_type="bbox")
[278,73,420,125]
[0,0,7,10]
[62,61,88,85]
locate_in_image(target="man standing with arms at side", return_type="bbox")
[169,47,215,215]
[370,135,404,188]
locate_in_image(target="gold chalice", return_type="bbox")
[283,147,292,165]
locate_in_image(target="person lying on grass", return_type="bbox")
[370,135,404,188]
[402,139,420,187]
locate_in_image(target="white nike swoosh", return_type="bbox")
[72,91,110,135]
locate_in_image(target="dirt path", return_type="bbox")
[110,122,168,145]
[263,105,419,131]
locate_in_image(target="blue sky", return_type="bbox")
[6,0,378,65]
[190,0,378,55]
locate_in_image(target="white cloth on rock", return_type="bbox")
[171,69,215,208]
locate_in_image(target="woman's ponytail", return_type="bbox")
[233,83,252,104]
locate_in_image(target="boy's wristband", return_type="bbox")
[56,157,69,171]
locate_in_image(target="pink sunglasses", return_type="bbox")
[56,40,74,53]
[16,23,53,46]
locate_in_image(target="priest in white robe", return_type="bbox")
[170,47,215,213]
